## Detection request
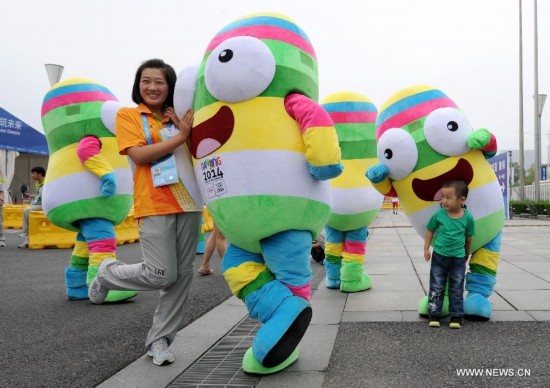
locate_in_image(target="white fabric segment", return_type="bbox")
[408,179,504,238]
[42,168,133,213]
[331,186,383,215]
[194,149,331,204]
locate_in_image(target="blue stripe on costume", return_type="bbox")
[78,218,116,242]
[377,89,447,126]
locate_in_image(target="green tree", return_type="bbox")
[525,164,534,185]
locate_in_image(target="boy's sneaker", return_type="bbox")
[18,232,27,238]
[0,241,5,247]
[88,277,109,304]
[148,337,175,366]
[18,242,28,249]
[449,317,463,329]
[428,318,440,327]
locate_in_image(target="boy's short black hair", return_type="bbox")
[31,166,46,176]
[131,58,177,110]
[443,179,469,198]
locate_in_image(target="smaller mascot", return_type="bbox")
[41,78,137,302]
[366,85,504,320]
[321,92,383,292]
[174,13,342,373]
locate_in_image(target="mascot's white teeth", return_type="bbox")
[196,139,222,159]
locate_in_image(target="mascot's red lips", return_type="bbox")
[190,105,234,158]
[412,158,474,202]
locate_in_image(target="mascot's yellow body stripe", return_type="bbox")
[194,98,304,153]
[470,247,499,272]
[46,138,126,181]
[223,262,268,296]
[342,252,365,265]
[395,152,497,214]
[325,242,344,257]
[331,159,378,189]
[304,126,341,166]
[379,85,435,112]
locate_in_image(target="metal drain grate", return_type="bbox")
[168,263,326,387]
[168,317,261,387]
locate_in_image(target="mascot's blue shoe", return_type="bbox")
[464,292,492,320]
[463,272,495,320]
[245,281,312,370]
[323,259,341,289]
[65,266,89,300]
[243,347,299,375]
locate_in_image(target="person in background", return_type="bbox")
[392,196,399,215]
[18,166,46,248]
[198,223,227,275]
[424,179,475,329]
[87,58,203,367]
[0,176,5,247]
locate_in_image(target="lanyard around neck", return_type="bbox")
[141,114,154,145]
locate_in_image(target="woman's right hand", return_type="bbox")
[174,109,194,144]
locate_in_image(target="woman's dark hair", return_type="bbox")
[131,58,177,110]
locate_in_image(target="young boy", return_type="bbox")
[424,179,475,329]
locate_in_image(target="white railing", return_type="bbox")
[511,181,550,201]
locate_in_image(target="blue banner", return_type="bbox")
[0,107,48,155]
[489,152,509,219]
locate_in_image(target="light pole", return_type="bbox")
[533,0,540,201]
[44,64,64,86]
[519,0,525,200]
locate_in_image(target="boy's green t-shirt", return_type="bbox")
[427,208,475,257]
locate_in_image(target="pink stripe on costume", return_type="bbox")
[329,111,377,124]
[377,98,457,136]
[286,282,311,301]
[482,133,498,153]
[285,93,334,134]
[207,25,316,59]
[77,136,101,163]
[41,91,116,116]
[344,240,366,256]
[88,239,117,254]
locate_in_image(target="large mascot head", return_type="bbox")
[374,85,503,251]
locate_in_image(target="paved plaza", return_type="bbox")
[99,210,550,387]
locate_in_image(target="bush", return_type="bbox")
[510,200,550,215]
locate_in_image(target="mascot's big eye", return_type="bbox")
[205,36,276,103]
[424,108,473,156]
[377,128,418,181]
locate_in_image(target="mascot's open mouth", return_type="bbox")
[411,158,474,202]
[190,105,234,158]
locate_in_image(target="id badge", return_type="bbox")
[150,125,179,187]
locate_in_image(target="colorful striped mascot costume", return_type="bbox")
[174,13,342,373]
[321,92,383,292]
[41,78,137,302]
[366,85,503,320]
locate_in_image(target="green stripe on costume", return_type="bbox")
[340,139,377,160]
[41,117,112,154]
[471,210,504,253]
[208,195,330,253]
[469,263,496,277]
[324,253,342,264]
[327,209,379,231]
[70,255,89,270]
[238,270,276,300]
[47,195,133,231]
